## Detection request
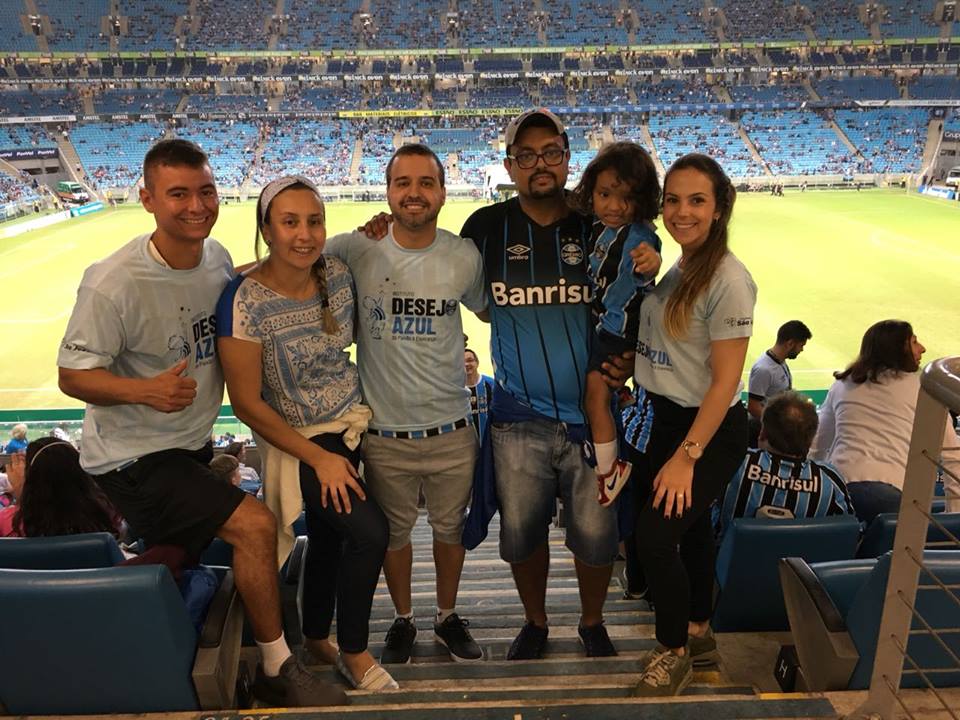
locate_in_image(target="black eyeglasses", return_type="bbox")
[507,147,567,169]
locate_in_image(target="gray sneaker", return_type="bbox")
[632,646,693,697]
[252,655,349,707]
[688,628,719,667]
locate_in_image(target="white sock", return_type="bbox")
[257,634,293,677]
[396,611,414,623]
[595,440,618,475]
[437,607,455,624]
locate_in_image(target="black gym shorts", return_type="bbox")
[94,443,247,561]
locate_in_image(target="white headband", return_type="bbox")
[29,441,75,467]
[258,175,321,226]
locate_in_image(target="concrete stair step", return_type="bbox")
[307,656,707,682]
[359,635,658,660]
[367,599,650,619]
[254,695,838,719]
[363,612,653,634]
[346,682,759,705]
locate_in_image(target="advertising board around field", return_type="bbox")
[920,185,957,200]
[69,201,104,217]
[0,147,59,161]
[0,209,71,239]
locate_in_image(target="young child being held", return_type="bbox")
[570,141,662,506]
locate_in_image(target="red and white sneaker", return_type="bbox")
[597,459,632,507]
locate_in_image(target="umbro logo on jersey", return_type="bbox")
[507,243,531,259]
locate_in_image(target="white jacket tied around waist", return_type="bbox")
[256,403,372,566]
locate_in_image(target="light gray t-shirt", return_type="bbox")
[325,227,487,431]
[748,351,792,402]
[58,234,233,474]
[634,252,757,408]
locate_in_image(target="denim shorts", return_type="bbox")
[491,417,618,566]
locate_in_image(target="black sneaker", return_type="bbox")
[381,617,417,664]
[506,621,548,660]
[578,621,618,657]
[252,655,349,707]
[434,613,484,662]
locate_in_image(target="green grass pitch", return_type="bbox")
[2,189,957,413]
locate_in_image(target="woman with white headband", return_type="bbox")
[1,438,121,538]
[215,176,396,692]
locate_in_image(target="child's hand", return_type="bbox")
[632,244,661,277]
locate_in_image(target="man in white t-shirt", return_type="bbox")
[324,144,488,665]
[747,320,812,421]
[57,139,346,708]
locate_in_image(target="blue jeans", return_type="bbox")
[491,418,618,566]
[848,481,902,525]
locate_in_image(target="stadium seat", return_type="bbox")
[780,551,960,690]
[199,515,308,646]
[0,564,243,713]
[0,532,124,569]
[857,512,960,559]
[712,515,861,632]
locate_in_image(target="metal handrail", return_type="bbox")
[855,357,960,720]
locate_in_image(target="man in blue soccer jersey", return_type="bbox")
[459,109,631,660]
[465,347,495,444]
[716,391,854,541]
[325,144,488,665]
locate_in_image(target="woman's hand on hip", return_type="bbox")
[311,449,365,513]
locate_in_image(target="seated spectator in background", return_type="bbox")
[224,440,262,491]
[0,438,122,539]
[810,320,960,524]
[210,454,242,487]
[4,423,28,454]
[0,467,14,507]
[464,348,495,444]
[717,391,854,542]
[747,321,811,446]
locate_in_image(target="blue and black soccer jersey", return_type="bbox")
[621,384,654,454]
[469,374,496,443]
[716,448,855,540]
[461,198,594,424]
[588,221,661,343]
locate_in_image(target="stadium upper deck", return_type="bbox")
[0,0,954,52]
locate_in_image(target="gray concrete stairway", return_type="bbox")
[279,513,842,719]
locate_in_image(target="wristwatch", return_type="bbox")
[681,439,704,461]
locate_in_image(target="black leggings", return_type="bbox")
[634,394,747,649]
[299,432,389,654]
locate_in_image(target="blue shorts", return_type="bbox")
[491,417,619,566]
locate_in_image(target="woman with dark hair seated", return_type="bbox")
[0,437,122,538]
[810,319,960,524]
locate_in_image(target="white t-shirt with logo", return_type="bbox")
[324,228,487,431]
[58,233,233,474]
[634,252,757,408]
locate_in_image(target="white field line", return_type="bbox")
[0,242,78,281]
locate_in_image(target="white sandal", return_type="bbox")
[335,653,399,691]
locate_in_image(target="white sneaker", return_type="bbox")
[597,459,632,507]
